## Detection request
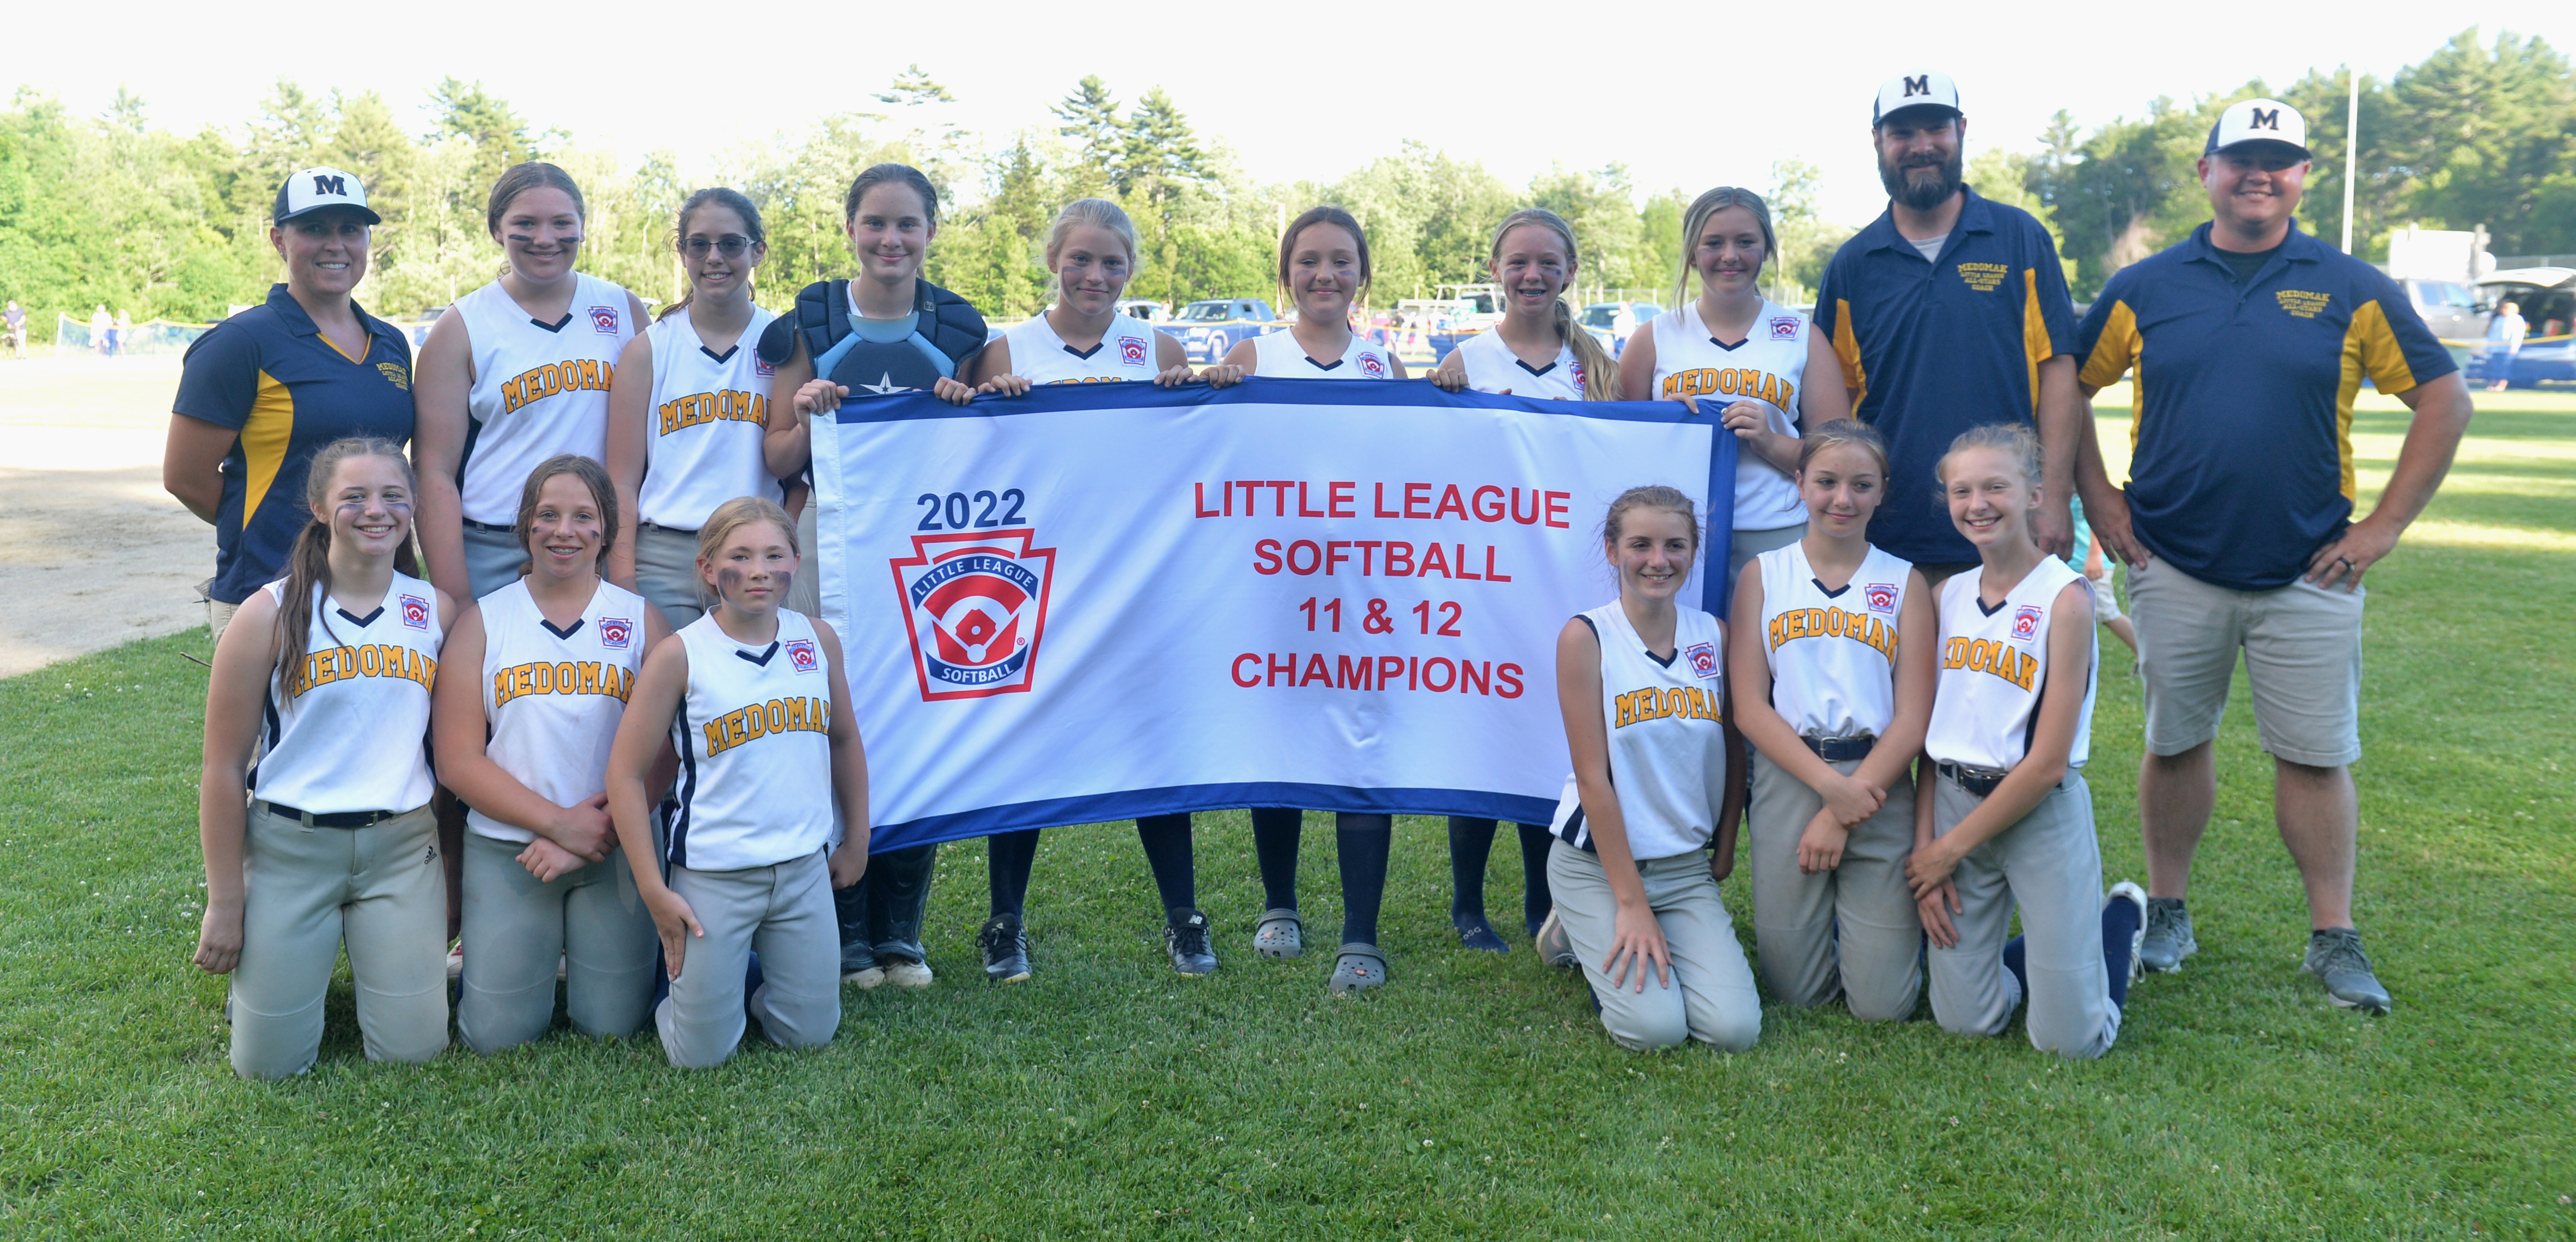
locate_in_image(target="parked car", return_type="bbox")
[2400,277,2486,343]
[1115,298,1168,324]
[2470,268,2576,389]
[1167,299,1283,363]
[1576,302,1664,357]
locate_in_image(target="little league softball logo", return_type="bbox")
[399,594,429,630]
[889,527,1058,700]
[1683,642,1720,679]
[1865,583,1898,615]
[1357,352,1388,379]
[589,305,620,334]
[2012,605,2043,642]
[1118,335,1148,366]
[784,638,820,674]
[1768,316,1800,340]
[597,617,632,649]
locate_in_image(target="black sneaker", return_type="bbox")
[1165,909,1217,977]
[2304,928,2391,1014]
[978,914,1031,984]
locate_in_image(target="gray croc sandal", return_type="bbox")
[1329,943,1388,995]
[1254,908,1304,959]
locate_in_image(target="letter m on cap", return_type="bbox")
[2249,107,2280,131]
[1904,75,1931,97]
[312,173,347,197]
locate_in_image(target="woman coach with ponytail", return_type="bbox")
[193,437,454,1079]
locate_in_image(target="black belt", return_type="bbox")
[257,800,407,829]
[462,518,515,534]
[637,522,695,534]
[1936,762,2008,799]
[1802,735,1875,762]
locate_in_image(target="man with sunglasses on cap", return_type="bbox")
[165,167,417,644]
[2070,99,2474,1015]
[1814,72,2086,581]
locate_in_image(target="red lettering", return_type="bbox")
[1194,483,1221,518]
[1268,653,1296,687]
[1433,485,1468,520]
[1232,655,1262,686]
[1377,655,1406,687]
[1404,483,1433,519]
[1353,540,1383,574]
[1286,540,1323,575]
[1406,656,1420,690]
[1497,662,1525,698]
[1265,481,1295,516]
[1385,541,1415,576]
[1373,483,1399,518]
[1420,541,1451,578]
[1422,656,1457,692]
[1459,660,1491,694]
[1482,545,1511,582]
[1235,480,1260,515]
[1471,485,1506,521]
[1254,539,1283,575]
[1296,482,1326,518]
[1325,541,1352,575]
[1329,481,1356,518]
[1511,488,1542,525]
[1454,543,1481,580]
[1544,491,1571,528]
[1301,653,1332,686]
[1338,654,1375,690]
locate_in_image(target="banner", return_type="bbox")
[814,378,1736,850]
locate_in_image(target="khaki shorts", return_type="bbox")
[208,597,240,646]
[2128,558,2363,767]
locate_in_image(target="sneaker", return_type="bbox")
[842,965,886,989]
[2104,882,2148,988]
[882,959,936,989]
[2140,897,2197,973]
[979,915,1032,984]
[1165,909,1217,977]
[2303,928,2391,1014]
[1534,910,1578,969]
[446,945,464,981]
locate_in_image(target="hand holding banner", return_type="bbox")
[813,378,1735,850]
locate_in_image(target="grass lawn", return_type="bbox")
[1,394,2569,1240]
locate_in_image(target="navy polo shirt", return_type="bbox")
[1814,188,2078,565]
[174,285,416,604]
[2075,221,2456,591]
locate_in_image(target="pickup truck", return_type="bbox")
[1167,299,1286,363]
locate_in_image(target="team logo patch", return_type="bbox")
[399,594,429,630]
[754,355,775,378]
[784,638,820,674]
[589,305,620,334]
[1357,352,1388,379]
[890,526,1058,701]
[1768,316,1800,340]
[1118,335,1148,366]
[376,362,411,391]
[1684,642,1720,679]
[2011,605,2043,642]
[1865,583,1898,615]
[597,617,632,649]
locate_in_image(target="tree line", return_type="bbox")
[1,27,2566,332]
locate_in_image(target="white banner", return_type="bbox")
[813,378,1735,849]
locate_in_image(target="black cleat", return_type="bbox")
[978,914,1031,984]
[1165,909,1217,977]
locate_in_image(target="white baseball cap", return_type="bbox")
[2205,98,2310,160]
[1873,72,1962,126]
[273,166,380,226]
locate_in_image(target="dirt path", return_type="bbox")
[0,358,215,678]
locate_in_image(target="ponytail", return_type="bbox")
[1490,209,1619,401]
[272,438,419,696]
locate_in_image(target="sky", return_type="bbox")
[8,1,2569,227]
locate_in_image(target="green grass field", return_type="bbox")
[2,395,2570,1240]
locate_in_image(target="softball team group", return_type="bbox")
[192,159,2145,1079]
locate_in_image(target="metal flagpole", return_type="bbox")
[2341,70,2360,254]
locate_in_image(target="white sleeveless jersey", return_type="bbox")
[1548,601,1730,861]
[1455,328,1587,400]
[1005,311,1165,384]
[252,572,442,814]
[638,305,780,531]
[455,272,638,525]
[669,609,839,870]
[1925,557,2096,774]
[1249,328,1398,380]
[1650,300,1808,532]
[468,577,649,843]
[1758,541,1914,740]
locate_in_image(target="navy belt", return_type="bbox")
[462,518,515,534]
[258,801,406,829]
[1802,735,1875,762]
[1936,762,2008,799]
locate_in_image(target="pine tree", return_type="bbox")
[426,78,536,189]
[1052,76,1124,198]
[1122,87,1207,203]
